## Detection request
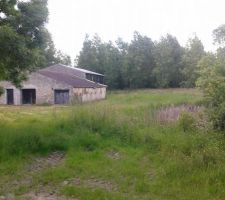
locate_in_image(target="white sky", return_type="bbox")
[47,0,225,60]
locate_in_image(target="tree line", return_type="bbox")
[76,32,205,89]
[0,0,221,91]
[76,26,225,130]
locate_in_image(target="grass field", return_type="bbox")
[0,89,225,199]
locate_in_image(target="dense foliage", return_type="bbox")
[197,25,225,130]
[0,0,71,86]
[0,86,4,96]
[181,36,205,87]
[77,33,205,89]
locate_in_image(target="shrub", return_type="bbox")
[178,112,196,132]
[210,102,225,130]
[2,133,42,156]
[0,86,4,96]
[197,54,225,130]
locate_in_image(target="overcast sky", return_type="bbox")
[47,0,225,60]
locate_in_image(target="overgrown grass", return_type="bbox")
[0,89,225,199]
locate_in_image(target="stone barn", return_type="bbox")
[0,64,107,105]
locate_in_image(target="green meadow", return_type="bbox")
[0,89,225,200]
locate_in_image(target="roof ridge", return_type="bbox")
[42,63,104,76]
[73,66,104,76]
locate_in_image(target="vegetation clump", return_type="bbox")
[178,111,196,132]
[0,0,71,85]
[192,24,225,131]
[0,86,4,96]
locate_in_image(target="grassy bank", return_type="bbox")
[0,89,224,199]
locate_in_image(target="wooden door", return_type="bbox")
[54,90,69,104]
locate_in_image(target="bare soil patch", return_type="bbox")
[1,152,65,199]
[17,191,77,200]
[106,151,121,160]
[27,151,65,173]
[62,177,118,192]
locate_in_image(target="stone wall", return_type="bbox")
[73,87,106,103]
[0,73,73,105]
[0,73,106,105]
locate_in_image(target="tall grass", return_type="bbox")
[0,89,218,161]
[0,89,224,199]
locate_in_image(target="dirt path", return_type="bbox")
[0,151,71,200]
[0,151,120,199]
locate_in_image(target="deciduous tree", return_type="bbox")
[181,36,205,87]
[0,0,59,85]
[153,34,184,88]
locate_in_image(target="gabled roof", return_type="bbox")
[38,70,106,88]
[43,64,104,77]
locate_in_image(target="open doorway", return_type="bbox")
[22,89,36,104]
[6,89,14,105]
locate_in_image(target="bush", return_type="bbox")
[178,112,196,132]
[197,54,225,130]
[0,86,4,96]
[210,102,225,130]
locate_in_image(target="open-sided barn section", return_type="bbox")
[0,64,106,105]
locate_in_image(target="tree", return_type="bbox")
[0,0,57,86]
[77,34,100,72]
[55,51,72,66]
[153,34,184,88]
[77,34,126,89]
[197,53,225,130]
[196,24,225,130]
[181,36,205,87]
[125,32,156,88]
[213,25,225,65]
[213,24,225,46]
[103,41,126,89]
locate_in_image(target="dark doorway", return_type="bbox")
[54,90,69,104]
[22,89,36,104]
[6,89,14,105]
